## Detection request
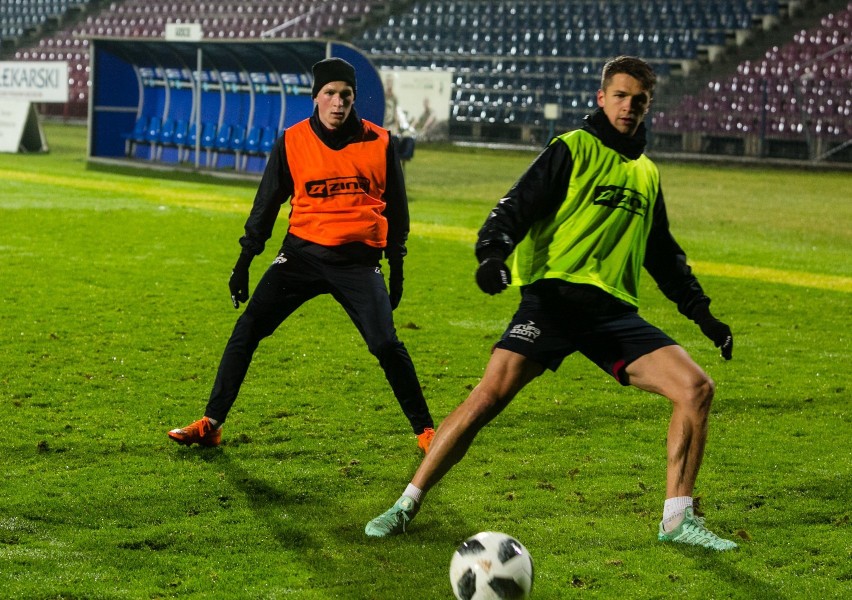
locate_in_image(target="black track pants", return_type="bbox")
[204,244,434,434]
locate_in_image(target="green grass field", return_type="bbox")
[1,123,849,599]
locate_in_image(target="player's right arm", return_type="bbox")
[474,140,573,262]
[473,141,572,295]
[239,133,295,257]
[229,134,295,308]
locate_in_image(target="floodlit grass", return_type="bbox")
[0,123,849,599]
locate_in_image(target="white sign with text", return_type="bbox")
[0,61,69,103]
[0,101,35,152]
[165,23,203,41]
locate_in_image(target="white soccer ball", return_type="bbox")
[449,531,534,600]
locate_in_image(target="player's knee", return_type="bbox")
[684,373,715,416]
[465,384,512,426]
[371,337,402,362]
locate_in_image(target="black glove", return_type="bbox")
[228,253,253,309]
[475,257,511,295]
[388,258,403,310]
[692,305,733,360]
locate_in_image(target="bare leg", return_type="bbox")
[629,346,739,550]
[624,344,714,498]
[411,349,544,491]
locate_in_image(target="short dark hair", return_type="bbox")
[601,56,657,97]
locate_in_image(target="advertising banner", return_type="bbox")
[380,68,453,141]
[0,61,65,153]
[0,101,46,152]
[0,61,69,103]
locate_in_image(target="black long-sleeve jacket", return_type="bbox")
[237,107,409,266]
[476,109,712,320]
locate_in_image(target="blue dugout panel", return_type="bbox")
[88,39,384,174]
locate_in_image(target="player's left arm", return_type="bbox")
[644,188,733,360]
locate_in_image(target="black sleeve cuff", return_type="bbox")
[475,245,506,263]
[688,301,713,323]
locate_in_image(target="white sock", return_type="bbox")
[403,483,424,505]
[206,416,222,429]
[662,496,693,531]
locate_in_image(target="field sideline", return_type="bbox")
[1,123,850,599]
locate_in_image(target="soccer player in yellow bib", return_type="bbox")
[366,56,737,551]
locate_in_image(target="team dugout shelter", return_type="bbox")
[87,38,383,174]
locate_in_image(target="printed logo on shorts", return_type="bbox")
[507,320,541,343]
[273,253,288,265]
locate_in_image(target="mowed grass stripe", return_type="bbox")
[411,223,852,293]
[0,168,249,211]
[692,261,852,293]
[6,168,847,293]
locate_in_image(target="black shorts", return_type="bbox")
[494,280,678,385]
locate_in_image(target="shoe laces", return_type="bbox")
[395,502,415,531]
[188,417,214,437]
[678,515,735,549]
[395,509,412,533]
[376,499,415,534]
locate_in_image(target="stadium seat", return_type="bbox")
[227,124,247,170]
[175,122,197,162]
[124,115,149,156]
[172,120,189,147]
[145,117,162,144]
[259,126,278,153]
[200,122,217,149]
[215,124,233,151]
[156,118,191,162]
[244,125,262,154]
[229,124,246,153]
[158,118,176,147]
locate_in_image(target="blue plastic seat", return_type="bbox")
[127,116,148,142]
[215,124,232,150]
[175,122,198,162]
[145,117,161,142]
[172,120,189,146]
[229,125,246,152]
[124,115,150,156]
[244,125,262,153]
[158,119,176,146]
[260,126,278,153]
[200,122,217,149]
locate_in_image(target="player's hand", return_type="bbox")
[476,257,511,295]
[389,261,403,310]
[229,254,252,309]
[695,313,733,360]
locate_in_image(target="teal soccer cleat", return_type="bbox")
[658,507,738,551]
[365,496,419,537]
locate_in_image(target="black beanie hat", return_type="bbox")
[311,58,357,99]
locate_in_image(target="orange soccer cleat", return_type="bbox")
[168,416,221,447]
[416,427,435,453]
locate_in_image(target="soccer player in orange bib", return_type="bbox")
[168,58,435,454]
